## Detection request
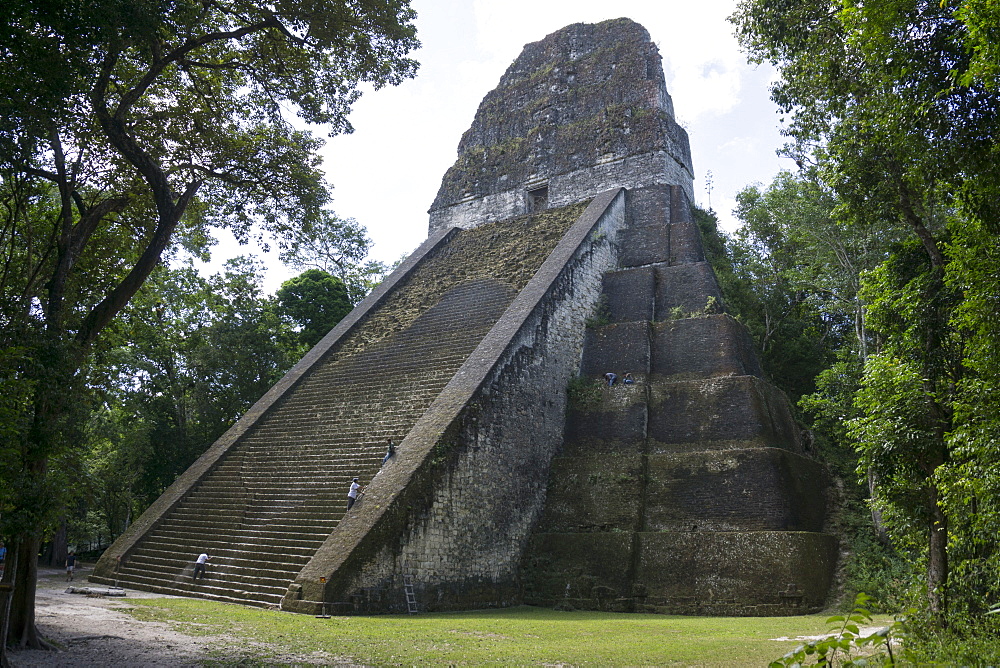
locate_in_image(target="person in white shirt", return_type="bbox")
[193,552,210,579]
[347,477,364,510]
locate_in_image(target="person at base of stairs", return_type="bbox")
[347,477,365,511]
[382,439,395,466]
[605,372,617,386]
[623,373,634,385]
[193,552,211,579]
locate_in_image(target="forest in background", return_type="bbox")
[2,0,999,664]
[725,0,999,661]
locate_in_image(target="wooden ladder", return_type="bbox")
[403,574,418,614]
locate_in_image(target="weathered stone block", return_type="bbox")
[522,533,636,605]
[563,395,647,456]
[535,453,644,532]
[647,376,801,452]
[618,225,669,268]
[643,449,831,532]
[654,262,723,318]
[635,531,838,615]
[580,322,651,377]
[669,224,705,265]
[619,185,671,267]
[669,185,690,222]
[603,266,655,322]
[650,315,763,380]
[628,185,671,228]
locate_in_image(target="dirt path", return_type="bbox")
[7,564,357,667]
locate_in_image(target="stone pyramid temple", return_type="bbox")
[93,18,838,615]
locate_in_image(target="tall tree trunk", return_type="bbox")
[47,522,67,569]
[0,542,18,667]
[927,484,949,621]
[867,470,891,546]
[6,536,49,650]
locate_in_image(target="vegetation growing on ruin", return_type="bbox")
[336,201,587,359]
[584,295,612,328]
[566,375,602,409]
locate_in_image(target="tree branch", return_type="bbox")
[899,184,946,272]
[116,18,279,119]
[75,181,201,347]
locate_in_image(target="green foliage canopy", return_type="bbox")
[275,268,353,349]
[0,0,418,650]
[732,0,1000,624]
[85,258,299,539]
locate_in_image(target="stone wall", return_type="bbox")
[284,189,626,613]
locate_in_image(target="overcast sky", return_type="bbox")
[205,0,796,293]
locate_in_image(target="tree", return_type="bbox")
[727,173,859,400]
[849,241,963,618]
[278,211,390,303]
[275,269,353,350]
[0,0,418,654]
[88,259,298,529]
[731,0,1000,620]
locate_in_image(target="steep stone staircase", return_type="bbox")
[92,205,583,606]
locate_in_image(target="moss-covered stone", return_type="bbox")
[335,202,587,358]
[429,18,692,223]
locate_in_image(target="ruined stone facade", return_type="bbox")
[92,18,836,616]
[429,19,693,233]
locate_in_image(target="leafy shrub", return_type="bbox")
[770,593,910,667]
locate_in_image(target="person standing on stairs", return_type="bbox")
[193,552,211,579]
[347,477,365,511]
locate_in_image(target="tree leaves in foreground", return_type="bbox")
[0,0,418,653]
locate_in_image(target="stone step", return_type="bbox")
[181,488,332,500]
[95,571,285,607]
[116,555,298,590]
[127,537,308,573]
[138,535,323,558]
[167,506,341,523]
[161,517,338,533]
[154,526,333,548]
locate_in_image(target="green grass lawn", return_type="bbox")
[126,599,889,666]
